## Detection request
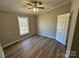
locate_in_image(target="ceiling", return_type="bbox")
[0,0,71,15]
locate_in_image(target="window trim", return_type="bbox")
[17,16,30,36]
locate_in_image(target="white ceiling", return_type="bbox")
[0,0,71,15]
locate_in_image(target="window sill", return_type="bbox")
[20,33,30,36]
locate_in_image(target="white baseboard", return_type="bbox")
[2,34,36,48]
[3,38,23,48]
[38,34,56,39]
[3,34,56,48]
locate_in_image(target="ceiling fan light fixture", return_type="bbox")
[27,0,44,12]
[33,8,39,12]
[37,8,39,11]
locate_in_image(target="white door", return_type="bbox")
[56,13,70,45]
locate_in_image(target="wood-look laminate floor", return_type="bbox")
[3,35,65,58]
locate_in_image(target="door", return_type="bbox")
[56,13,70,45]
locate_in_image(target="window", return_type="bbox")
[18,16,29,35]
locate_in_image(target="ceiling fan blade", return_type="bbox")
[37,7,45,9]
[28,7,33,9]
[27,3,33,6]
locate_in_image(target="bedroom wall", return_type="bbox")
[66,0,79,57]
[0,10,37,47]
[37,3,71,39]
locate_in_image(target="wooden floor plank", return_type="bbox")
[3,35,65,58]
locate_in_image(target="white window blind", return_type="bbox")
[18,16,29,35]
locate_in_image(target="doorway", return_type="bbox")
[56,13,70,45]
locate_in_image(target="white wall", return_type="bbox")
[37,3,71,39]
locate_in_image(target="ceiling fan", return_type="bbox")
[26,0,45,12]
